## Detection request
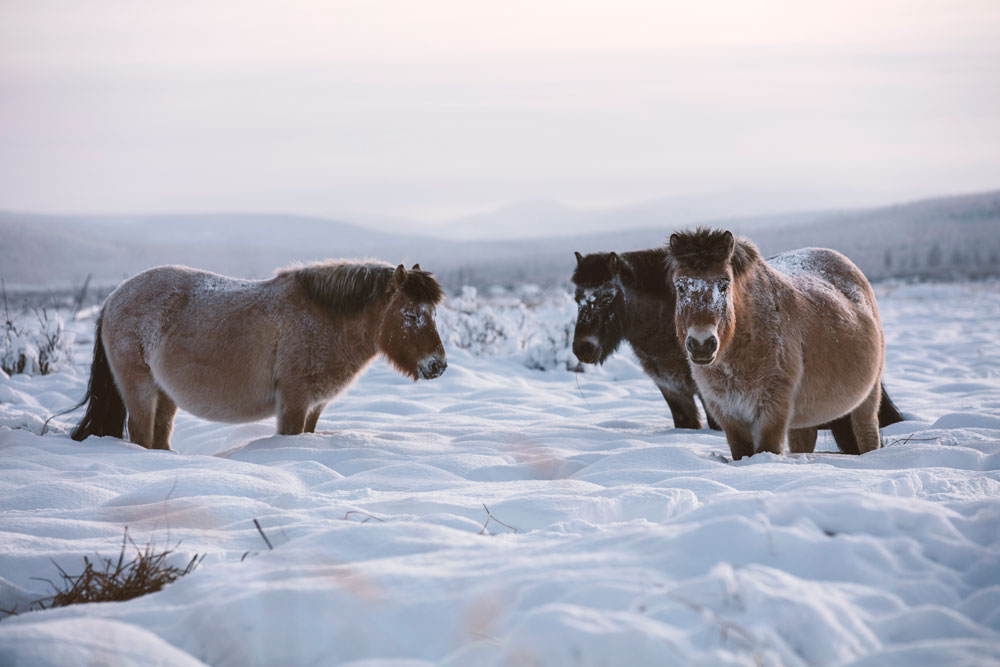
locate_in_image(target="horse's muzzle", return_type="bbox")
[418,356,448,380]
[686,335,718,366]
[572,338,600,364]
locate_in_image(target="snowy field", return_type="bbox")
[1,281,999,666]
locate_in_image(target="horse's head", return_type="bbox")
[571,251,627,365]
[668,228,751,367]
[380,264,447,380]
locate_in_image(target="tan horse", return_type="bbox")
[71,261,447,450]
[667,228,885,460]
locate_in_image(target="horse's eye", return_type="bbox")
[675,283,686,295]
[719,282,729,295]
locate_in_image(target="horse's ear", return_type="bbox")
[393,264,407,289]
[607,252,621,275]
[411,263,421,271]
[668,233,680,252]
[721,231,735,258]
[574,251,584,266]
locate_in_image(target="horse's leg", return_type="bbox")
[702,397,722,431]
[720,420,755,461]
[753,378,797,455]
[304,402,327,434]
[658,386,701,429]
[788,427,818,454]
[755,412,790,456]
[111,363,158,449]
[827,415,860,455]
[849,381,882,454]
[276,392,308,435]
[152,390,177,451]
[121,387,157,449]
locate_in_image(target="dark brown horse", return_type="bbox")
[573,248,901,449]
[668,229,889,459]
[572,249,717,429]
[71,261,446,450]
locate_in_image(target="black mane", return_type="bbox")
[572,252,615,288]
[572,249,670,295]
[622,249,671,295]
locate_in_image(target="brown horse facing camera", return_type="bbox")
[668,229,887,460]
[571,248,901,449]
[71,261,447,450]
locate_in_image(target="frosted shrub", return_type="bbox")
[32,307,71,375]
[2,326,32,376]
[437,286,581,371]
[438,287,524,356]
[522,316,579,372]
[1,305,73,376]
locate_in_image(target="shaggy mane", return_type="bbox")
[667,227,761,277]
[623,249,671,294]
[572,249,670,295]
[284,260,444,315]
[572,252,616,288]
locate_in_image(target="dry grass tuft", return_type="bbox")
[1,528,203,617]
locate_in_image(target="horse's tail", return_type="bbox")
[70,312,126,441]
[827,381,903,454]
[877,386,904,427]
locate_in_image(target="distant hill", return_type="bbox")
[426,189,874,241]
[2,190,998,293]
[0,213,433,289]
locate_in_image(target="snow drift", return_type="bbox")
[0,282,998,666]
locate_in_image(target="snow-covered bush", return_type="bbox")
[1,303,74,376]
[437,286,581,371]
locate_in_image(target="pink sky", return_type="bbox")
[2,0,999,228]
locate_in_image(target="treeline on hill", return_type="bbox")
[1,191,998,295]
[436,193,1000,289]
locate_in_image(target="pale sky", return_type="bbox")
[2,0,999,228]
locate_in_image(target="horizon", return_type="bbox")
[1,185,998,242]
[3,1,1000,233]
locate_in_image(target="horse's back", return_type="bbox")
[101,266,283,421]
[102,266,202,353]
[768,248,877,322]
[767,248,884,427]
[104,266,265,351]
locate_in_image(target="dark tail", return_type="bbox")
[70,313,126,441]
[877,388,903,427]
[826,382,903,455]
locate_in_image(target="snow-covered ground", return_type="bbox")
[1,282,998,666]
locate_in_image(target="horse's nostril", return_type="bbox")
[687,335,718,357]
